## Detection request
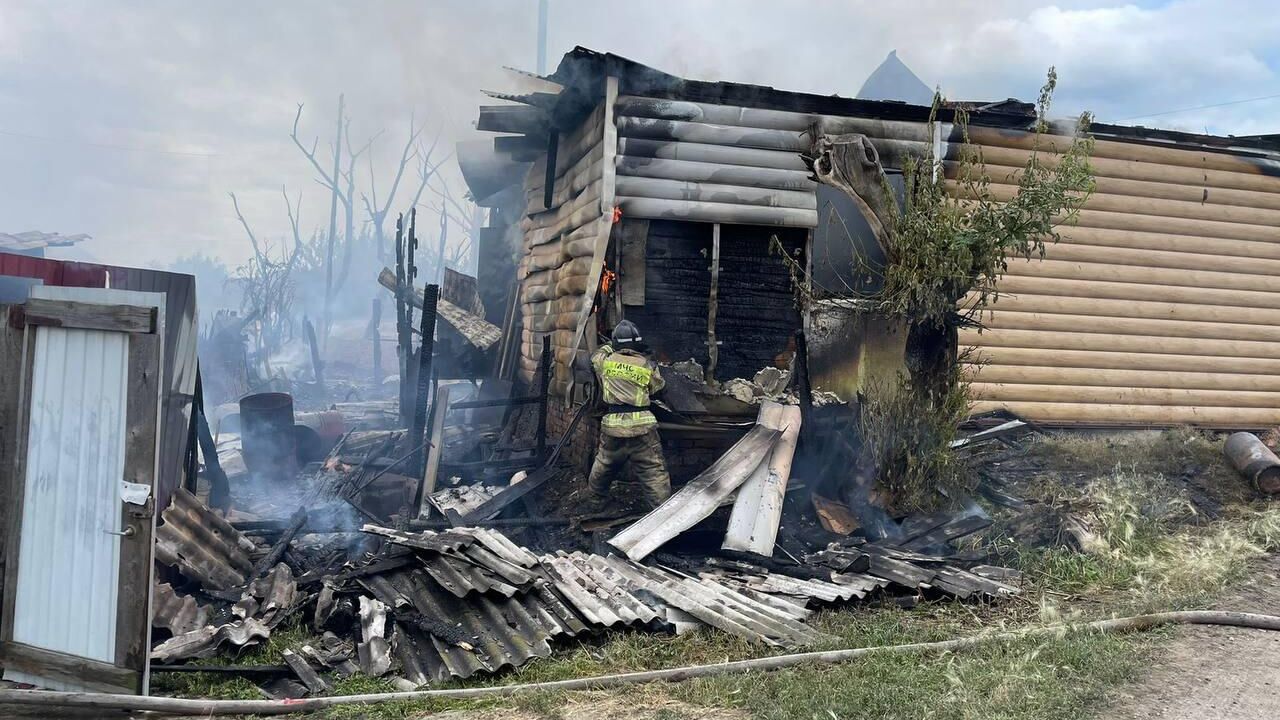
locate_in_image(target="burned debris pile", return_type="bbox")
[146,454,1019,697]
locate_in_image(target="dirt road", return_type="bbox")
[1099,558,1280,720]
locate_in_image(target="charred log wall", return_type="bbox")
[716,225,805,380]
[624,220,712,366]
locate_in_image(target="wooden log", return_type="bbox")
[967,400,1280,426]
[966,124,1280,176]
[1002,257,1280,294]
[947,161,1280,212]
[976,310,1280,343]
[615,175,817,210]
[991,275,1280,310]
[972,292,1280,327]
[969,382,1280,409]
[886,138,1280,195]
[616,197,817,228]
[952,180,1280,229]
[960,327,1280,360]
[616,156,815,192]
[1043,241,1280,276]
[967,346,1280,375]
[619,137,807,171]
[1056,225,1280,261]
[965,364,1280,392]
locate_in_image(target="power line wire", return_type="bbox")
[1120,92,1280,122]
[0,128,218,157]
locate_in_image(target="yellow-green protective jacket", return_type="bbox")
[591,343,665,438]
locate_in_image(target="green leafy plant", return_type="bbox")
[879,69,1095,326]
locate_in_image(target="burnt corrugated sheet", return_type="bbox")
[154,489,257,591]
[539,552,664,628]
[361,569,568,682]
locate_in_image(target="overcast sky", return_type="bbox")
[2,0,1278,270]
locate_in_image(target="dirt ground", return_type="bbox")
[1098,556,1280,720]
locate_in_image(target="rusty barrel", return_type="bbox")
[239,392,297,482]
[1224,432,1280,495]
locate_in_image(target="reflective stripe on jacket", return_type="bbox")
[591,344,664,438]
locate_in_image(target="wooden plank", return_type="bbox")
[22,299,156,334]
[618,219,649,306]
[457,465,557,526]
[0,307,21,626]
[416,384,452,518]
[707,223,721,380]
[114,330,162,690]
[0,641,136,694]
[0,323,34,648]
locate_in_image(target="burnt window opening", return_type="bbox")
[715,224,804,381]
[621,220,711,367]
[619,220,805,384]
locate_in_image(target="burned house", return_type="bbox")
[465,47,1280,434]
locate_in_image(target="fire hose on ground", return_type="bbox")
[2,610,1279,716]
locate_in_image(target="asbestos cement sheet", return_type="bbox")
[609,408,782,561]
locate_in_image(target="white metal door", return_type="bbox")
[7,325,131,688]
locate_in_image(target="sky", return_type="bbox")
[2,0,1278,271]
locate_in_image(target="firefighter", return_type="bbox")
[587,320,672,509]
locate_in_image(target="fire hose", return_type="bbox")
[2,610,1279,716]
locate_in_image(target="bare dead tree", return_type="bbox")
[291,95,345,347]
[229,191,302,370]
[361,118,448,262]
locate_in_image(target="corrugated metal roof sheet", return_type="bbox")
[539,552,664,628]
[151,583,209,636]
[360,568,567,682]
[155,488,257,591]
[0,231,89,251]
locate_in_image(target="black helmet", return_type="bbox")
[611,320,643,347]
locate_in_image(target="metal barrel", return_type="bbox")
[1224,432,1280,495]
[239,392,297,482]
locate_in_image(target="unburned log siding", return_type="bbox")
[605,93,1280,427]
[952,129,1280,427]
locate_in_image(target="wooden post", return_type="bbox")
[536,335,551,461]
[368,297,383,385]
[707,223,721,382]
[411,285,439,476]
[794,329,813,425]
[303,317,325,392]
[416,384,451,518]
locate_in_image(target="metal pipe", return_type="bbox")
[616,197,817,228]
[615,176,817,210]
[15,611,1280,715]
[1223,432,1280,494]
